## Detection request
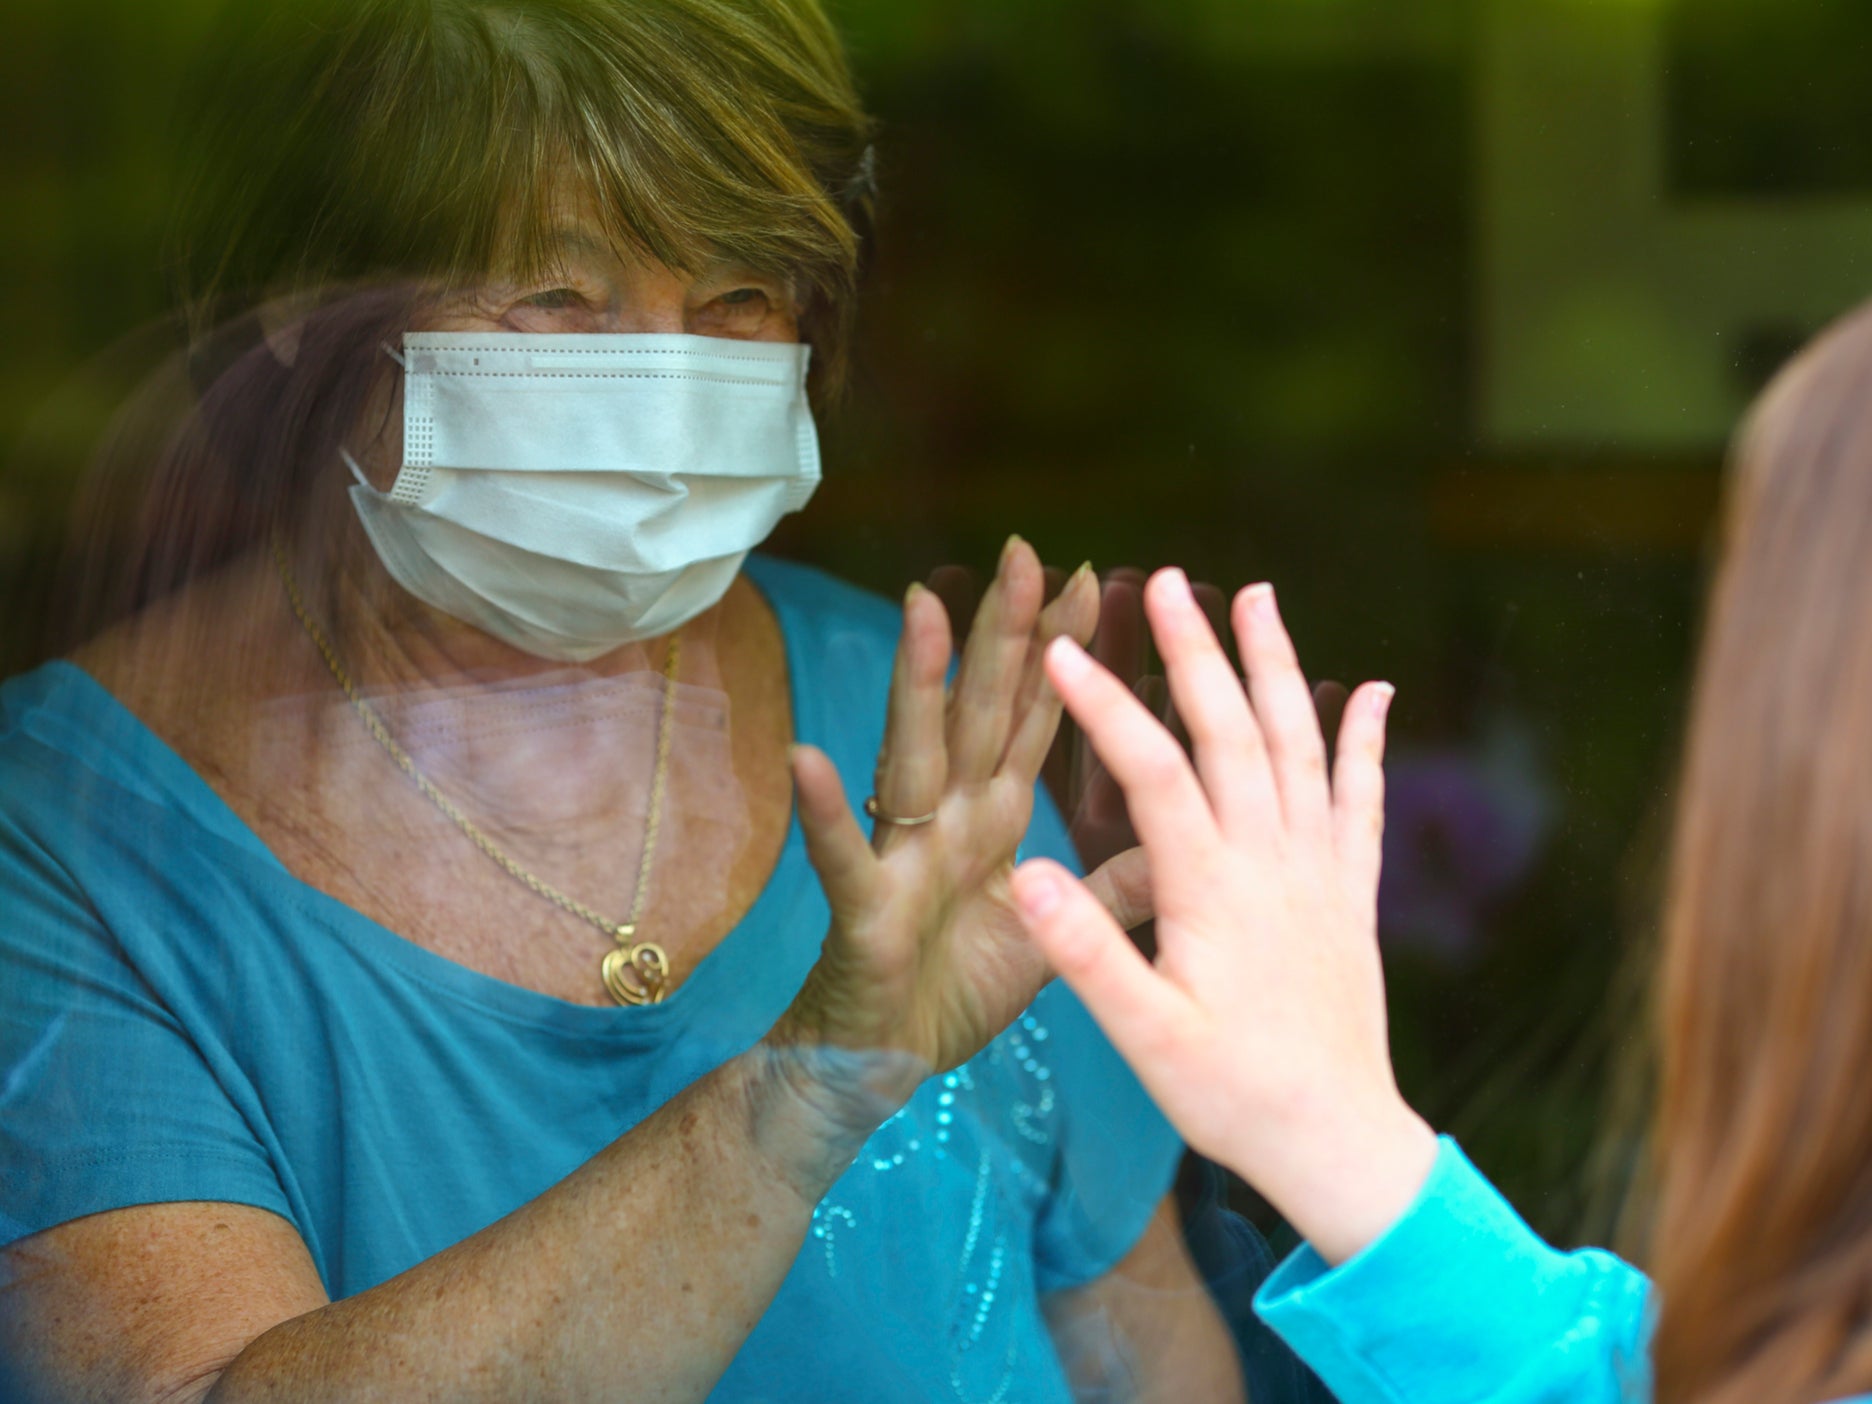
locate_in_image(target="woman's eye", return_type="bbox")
[692,287,780,336]
[522,287,582,311]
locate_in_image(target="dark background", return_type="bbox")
[5,0,1872,1252]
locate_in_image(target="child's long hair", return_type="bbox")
[1653,299,1872,1403]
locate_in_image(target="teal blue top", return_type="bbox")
[1255,1137,1871,1404]
[0,555,1180,1402]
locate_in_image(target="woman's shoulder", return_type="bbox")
[741,556,906,754]
[742,554,903,647]
[0,660,135,784]
[0,655,266,869]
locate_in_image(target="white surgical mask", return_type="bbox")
[345,331,820,661]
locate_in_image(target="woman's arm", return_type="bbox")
[1,1050,878,1404]
[1043,1194,1245,1404]
[1007,568,1651,1404]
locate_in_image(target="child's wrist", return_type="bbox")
[1238,1089,1439,1267]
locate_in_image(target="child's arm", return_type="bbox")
[1011,569,1652,1404]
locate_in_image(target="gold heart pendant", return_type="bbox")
[601,942,670,1006]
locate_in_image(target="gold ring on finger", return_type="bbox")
[864,796,939,827]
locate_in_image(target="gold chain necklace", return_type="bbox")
[271,542,680,1006]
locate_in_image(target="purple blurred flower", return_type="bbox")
[1377,727,1550,965]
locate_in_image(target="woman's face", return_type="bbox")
[417,200,802,343]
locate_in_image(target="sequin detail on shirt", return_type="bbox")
[808,1008,1062,1401]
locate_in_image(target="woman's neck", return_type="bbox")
[276,527,734,842]
[80,524,756,854]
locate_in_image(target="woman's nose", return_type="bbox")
[602,259,693,334]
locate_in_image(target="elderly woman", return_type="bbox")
[0,1,1244,1400]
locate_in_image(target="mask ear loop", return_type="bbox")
[340,339,410,491]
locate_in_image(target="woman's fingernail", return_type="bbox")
[904,581,924,606]
[1072,560,1095,586]
[1157,566,1194,604]
[1373,682,1396,718]
[1047,635,1091,678]
[1001,533,1025,569]
[1013,864,1063,919]
[1245,582,1277,620]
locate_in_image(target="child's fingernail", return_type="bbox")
[1245,582,1276,620]
[1013,864,1063,919]
[1047,635,1091,678]
[1373,682,1396,718]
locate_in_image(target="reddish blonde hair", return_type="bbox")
[1653,300,1872,1403]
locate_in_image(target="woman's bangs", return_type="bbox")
[441,56,832,299]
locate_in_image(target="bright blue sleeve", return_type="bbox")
[1020,787,1184,1293]
[1253,1138,1653,1404]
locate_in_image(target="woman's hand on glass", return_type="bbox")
[775,537,1148,1106]
[1009,569,1438,1266]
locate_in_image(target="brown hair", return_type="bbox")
[1651,300,1872,1403]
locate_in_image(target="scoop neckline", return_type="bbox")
[26,557,818,1039]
